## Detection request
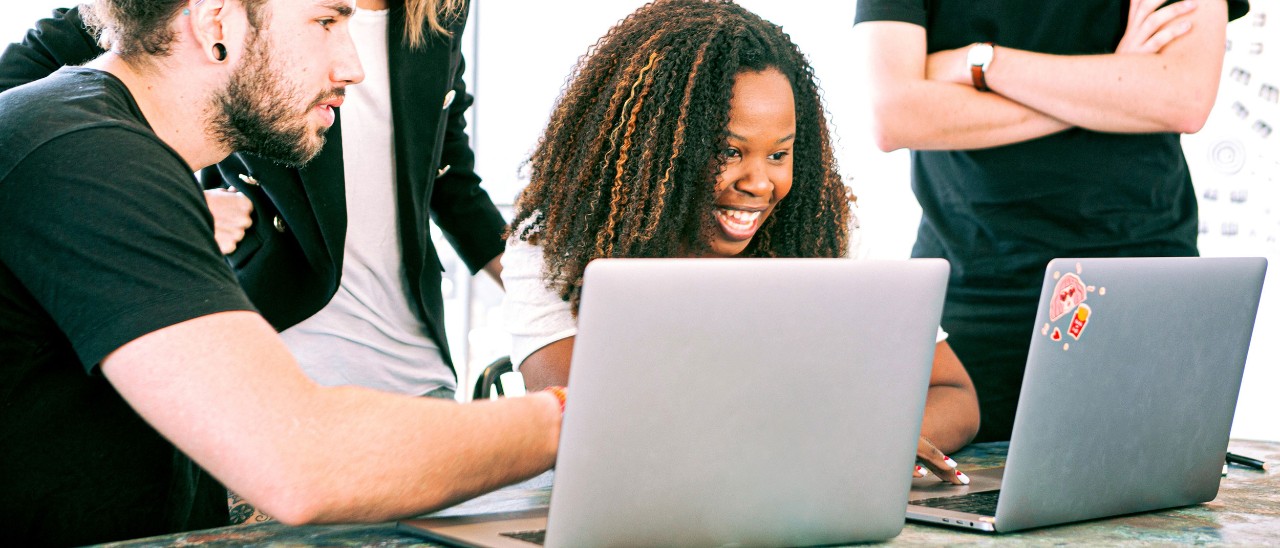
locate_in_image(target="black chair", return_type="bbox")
[473,356,514,400]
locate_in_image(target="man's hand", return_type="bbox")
[204,188,254,254]
[1116,0,1199,54]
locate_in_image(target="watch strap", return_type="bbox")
[970,42,994,92]
[971,63,989,92]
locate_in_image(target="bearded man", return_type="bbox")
[0,1,561,545]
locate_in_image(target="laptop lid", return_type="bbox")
[544,258,948,546]
[905,256,1266,535]
[991,256,1267,531]
[401,258,949,547]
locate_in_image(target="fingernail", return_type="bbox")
[944,456,958,468]
[955,470,971,485]
[915,465,929,477]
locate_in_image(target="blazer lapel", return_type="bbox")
[297,109,349,275]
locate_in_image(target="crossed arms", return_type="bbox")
[855,0,1230,152]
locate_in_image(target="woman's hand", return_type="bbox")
[914,435,970,485]
[204,188,254,254]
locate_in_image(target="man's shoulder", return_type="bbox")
[0,68,149,142]
[0,69,164,182]
[1227,0,1251,22]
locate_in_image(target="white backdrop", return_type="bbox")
[3,1,1275,441]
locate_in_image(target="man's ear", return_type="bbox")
[187,0,233,63]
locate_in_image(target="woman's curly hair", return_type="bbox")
[512,0,851,313]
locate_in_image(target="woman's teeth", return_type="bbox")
[717,208,762,230]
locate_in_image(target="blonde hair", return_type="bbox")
[404,0,464,48]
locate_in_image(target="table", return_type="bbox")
[100,440,1280,546]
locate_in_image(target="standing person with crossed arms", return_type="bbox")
[853,0,1250,442]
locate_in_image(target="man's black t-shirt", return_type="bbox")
[854,0,1251,442]
[0,68,255,544]
[855,0,1251,300]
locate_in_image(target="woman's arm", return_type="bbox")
[501,236,578,389]
[921,341,980,453]
[519,337,575,391]
[914,341,980,484]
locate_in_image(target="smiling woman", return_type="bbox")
[501,0,979,480]
[502,0,852,390]
[708,68,796,257]
[508,0,850,317]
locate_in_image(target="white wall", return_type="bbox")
[1183,6,1278,442]
[1,3,70,46]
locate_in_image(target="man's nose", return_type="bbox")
[332,34,365,86]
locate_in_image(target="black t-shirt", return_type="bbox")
[0,67,255,545]
[854,0,1250,301]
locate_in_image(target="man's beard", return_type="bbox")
[209,33,339,167]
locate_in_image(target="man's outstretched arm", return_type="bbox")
[104,310,562,525]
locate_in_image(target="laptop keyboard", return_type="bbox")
[500,529,547,545]
[913,489,1001,516]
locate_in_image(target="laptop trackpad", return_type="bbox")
[908,466,1004,501]
[398,508,550,547]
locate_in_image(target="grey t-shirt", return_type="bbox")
[280,9,454,397]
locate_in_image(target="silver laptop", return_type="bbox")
[907,256,1267,533]
[400,258,950,547]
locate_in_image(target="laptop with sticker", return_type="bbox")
[907,256,1267,533]
[399,258,949,546]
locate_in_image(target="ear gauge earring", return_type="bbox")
[212,43,228,62]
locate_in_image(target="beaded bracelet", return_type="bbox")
[545,386,567,414]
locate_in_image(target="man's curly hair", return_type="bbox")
[83,0,269,61]
[512,0,851,314]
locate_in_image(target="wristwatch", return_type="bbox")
[967,42,995,92]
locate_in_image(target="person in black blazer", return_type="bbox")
[0,0,505,382]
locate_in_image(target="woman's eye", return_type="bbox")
[768,151,790,161]
[318,18,336,30]
[721,148,741,159]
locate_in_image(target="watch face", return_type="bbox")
[968,43,994,67]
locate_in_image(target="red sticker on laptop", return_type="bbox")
[1050,273,1087,321]
[1044,268,1105,350]
[1067,304,1091,339]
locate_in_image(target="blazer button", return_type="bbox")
[273,216,287,233]
[237,173,259,186]
[442,89,456,110]
[437,164,451,177]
